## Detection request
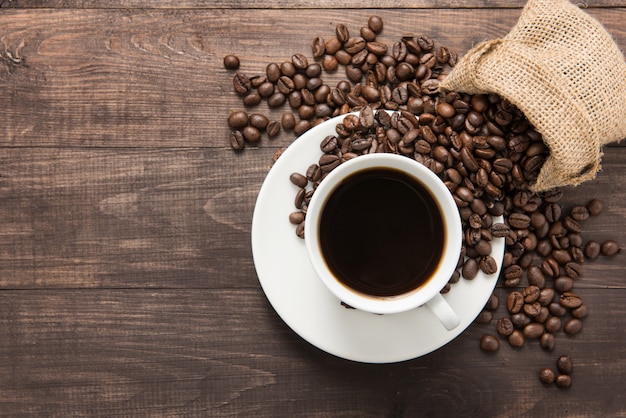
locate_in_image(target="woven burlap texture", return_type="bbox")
[440,0,626,192]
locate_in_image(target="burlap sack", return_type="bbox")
[440,0,626,192]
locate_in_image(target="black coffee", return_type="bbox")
[319,167,445,297]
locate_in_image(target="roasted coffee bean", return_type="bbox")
[541,258,561,278]
[320,135,338,153]
[510,312,531,328]
[552,249,572,265]
[223,54,240,69]
[242,126,261,143]
[462,258,479,280]
[491,223,510,237]
[248,113,269,130]
[289,211,305,225]
[570,205,590,221]
[523,302,542,317]
[475,240,492,256]
[476,310,493,324]
[584,240,601,259]
[294,120,311,135]
[289,172,308,188]
[564,318,583,335]
[281,113,296,131]
[549,302,567,317]
[554,277,574,293]
[485,293,499,311]
[557,355,573,374]
[294,220,305,238]
[508,330,525,348]
[242,91,261,106]
[522,286,540,304]
[305,164,322,183]
[560,291,583,309]
[344,36,366,54]
[229,130,245,151]
[538,288,555,306]
[368,15,384,33]
[280,61,296,77]
[319,154,341,172]
[587,198,603,216]
[507,291,524,314]
[571,304,589,319]
[523,322,545,339]
[294,187,306,209]
[311,36,326,58]
[480,334,500,352]
[535,306,550,323]
[416,34,434,51]
[540,333,556,351]
[563,262,583,278]
[539,368,556,384]
[335,23,350,43]
[480,255,498,275]
[570,246,584,263]
[527,265,546,288]
[545,316,562,333]
[497,317,515,336]
[268,92,287,108]
[493,158,513,174]
[601,239,621,256]
[227,111,249,129]
[233,72,252,94]
[563,216,583,234]
[555,374,572,388]
[545,203,562,223]
[508,212,531,229]
[503,264,523,282]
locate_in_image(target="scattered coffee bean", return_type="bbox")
[223,54,241,70]
[563,318,583,335]
[571,304,589,319]
[480,334,500,352]
[601,239,621,256]
[523,322,545,339]
[586,198,603,216]
[557,355,573,374]
[539,367,556,384]
[508,330,525,348]
[555,374,572,388]
[540,333,555,351]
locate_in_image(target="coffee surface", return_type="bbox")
[319,168,444,297]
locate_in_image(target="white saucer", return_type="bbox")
[251,114,505,363]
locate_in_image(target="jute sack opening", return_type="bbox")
[440,0,626,192]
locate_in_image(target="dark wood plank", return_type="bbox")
[0,147,272,289]
[1,146,624,290]
[0,287,624,416]
[3,0,626,9]
[1,8,625,148]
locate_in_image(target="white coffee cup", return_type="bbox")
[304,153,462,331]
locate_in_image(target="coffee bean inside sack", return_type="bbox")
[223,16,622,388]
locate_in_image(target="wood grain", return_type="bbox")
[0,288,624,416]
[1,2,625,416]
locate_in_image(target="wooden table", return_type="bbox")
[1,1,625,416]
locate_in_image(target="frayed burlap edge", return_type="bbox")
[440,0,626,192]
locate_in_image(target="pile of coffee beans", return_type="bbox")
[225,15,457,151]
[224,15,622,388]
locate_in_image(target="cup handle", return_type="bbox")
[426,293,460,331]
